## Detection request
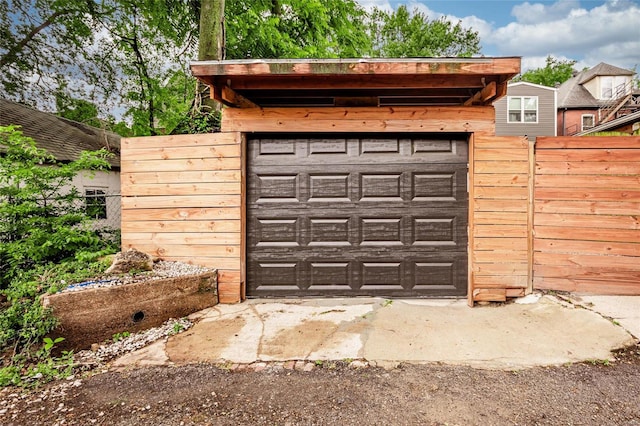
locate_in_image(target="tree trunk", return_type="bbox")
[198,0,225,61]
[197,0,225,116]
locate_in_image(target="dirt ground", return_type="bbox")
[1,345,639,426]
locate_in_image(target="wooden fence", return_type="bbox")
[119,133,640,303]
[533,136,640,294]
[120,133,244,303]
[471,136,532,302]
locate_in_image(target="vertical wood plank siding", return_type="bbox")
[471,136,531,302]
[121,133,244,303]
[533,136,640,295]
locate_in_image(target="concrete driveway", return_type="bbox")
[113,294,638,370]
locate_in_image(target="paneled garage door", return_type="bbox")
[247,134,468,297]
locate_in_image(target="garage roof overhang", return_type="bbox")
[190,57,521,108]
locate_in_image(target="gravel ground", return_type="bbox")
[60,261,213,293]
[4,261,638,425]
[1,344,639,425]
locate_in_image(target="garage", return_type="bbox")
[121,57,530,304]
[247,133,468,297]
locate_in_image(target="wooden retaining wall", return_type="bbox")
[534,136,640,294]
[121,133,244,303]
[471,136,532,303]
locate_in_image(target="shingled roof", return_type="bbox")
[557,69,600,108]
[578,62,634,85]
[0,98,120,169]
[558,62,637,109]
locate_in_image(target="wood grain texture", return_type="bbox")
[121,182,241,196]
[471,135,531,302]
[121,132,244,304]
[121,220,241,233]
[475,174,528,187]
[192,57,521,77]
[536,149,640,162]
[222,106,495,133]
[122,171,242,185]
[534,239,640,257]
[536,136,640,149]
[535,161,640,175]
[534,277,640,295]
[535,213,640,230]
[124,144,240,161]
[122,195,241,209]
[533,137,640,295]
[123,133,239,148]
[535,174,640,189]
[121,207,241,221]
[535,200,640,215]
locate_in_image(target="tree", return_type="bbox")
[55,91,102,128]
[1,0,200,136]
[89,0,200,136]
[0,0,109,102]
[367,6,481,58]
[2,1,486,137]
[199,0,225,61]
[0,126,114,288]
[224,0,371,59]
[515,56,577,87]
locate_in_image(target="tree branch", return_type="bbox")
[0,9,72,69]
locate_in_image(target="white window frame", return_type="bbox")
[581,114,595,132]
[85,187,108,220]
[507,96,538,124]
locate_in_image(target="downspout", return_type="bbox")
[561,108,567,136]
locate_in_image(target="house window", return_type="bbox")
[581,114,595,132]
[85,188,107,219]
[508,96,538,123]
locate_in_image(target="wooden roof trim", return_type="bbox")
[191,57,521,78]
[193,58,520,108]
[216,74,496,91]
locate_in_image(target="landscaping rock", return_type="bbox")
[105,248,154,275]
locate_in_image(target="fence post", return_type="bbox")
[527,138,536,294]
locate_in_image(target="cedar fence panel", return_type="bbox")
[470,135,532,303]
[533,136,640,295]
[121,133,244,303]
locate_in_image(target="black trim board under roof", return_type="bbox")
[190,58,521,108]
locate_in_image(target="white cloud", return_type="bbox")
[511,0,582,24]
[488,0,640,69]
[357,0,393,11]
[355,0,639,70]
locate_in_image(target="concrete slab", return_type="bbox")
[571,295,640,340]
[116,295,637,370]
[363,296,634,369]
[111,340,169,368]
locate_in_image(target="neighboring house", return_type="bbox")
[494,81,557,140]
[0,98,121,229]
[557,62,640,136]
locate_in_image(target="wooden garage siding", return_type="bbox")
[533,136,640,294]
[471,136,532,303]
[120,133,244,303]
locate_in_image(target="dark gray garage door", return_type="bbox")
[247,134,468,297]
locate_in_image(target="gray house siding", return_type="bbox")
[495,82,557,140]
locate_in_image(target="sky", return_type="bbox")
[357,0,640,72]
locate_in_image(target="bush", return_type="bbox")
[0,125,116,289]
[0,125,119,387]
